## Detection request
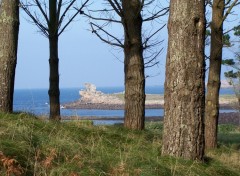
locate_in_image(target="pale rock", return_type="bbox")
[79,83,123,104]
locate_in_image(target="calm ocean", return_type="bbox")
[13,86,235,124]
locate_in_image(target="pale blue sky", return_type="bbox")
[15,1,239,89]
[15,1,168,89]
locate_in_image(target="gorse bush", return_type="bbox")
[0,113,239,175]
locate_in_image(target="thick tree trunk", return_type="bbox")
[205,0,224,149]
[0,0,19,112]
[122,0,145,130]
[162,0,206,160]
[48,36,60,120]
[48,0,60,120]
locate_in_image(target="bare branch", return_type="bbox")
[225,0,232,6]
[221,0,239,27]
[223,26,237,34]
[109,50,124,63]
[143,7,169,22]
[145,40,164,51]
[84,0,167,71]
[143,24,166,48]
[58,0,90,36]
[88,8,115,12]
[107,0,123,17]
[144,48,161,68]
[113,0,124,14]
[90,22,124,48]
[145,61,159,68]
[58,0,76,30]
[20,2,49,37]
[225,0,240,8]
[82,11,121,23]
[143,0,155,7]
[144,43,164,68]
[34,0,50,25]
[57,0,63,22]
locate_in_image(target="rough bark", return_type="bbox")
[0,0,19,112]
[48,0,60,120]
[162,0,206,160]
[122,0,145,130]
[205,0,224,149]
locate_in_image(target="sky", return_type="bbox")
[15,1,168,89]
[15,1,239,89]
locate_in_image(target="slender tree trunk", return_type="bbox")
[48,0,60,120]
[205,0,224,149]
[0,0,19,112]
[48,35,60,120]
[122,0,145,130]
[162,0,206,160]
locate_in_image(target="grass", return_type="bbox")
[114,93,237,102]
[217,124,240,150]
[0,113,239,176]
[112,93,164,101]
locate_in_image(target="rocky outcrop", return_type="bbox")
[79,83,123,105]
[64,83,237,110]
[63,83,164,109]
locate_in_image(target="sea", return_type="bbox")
[13,86,235,124]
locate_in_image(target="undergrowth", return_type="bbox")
[0,112,239,176]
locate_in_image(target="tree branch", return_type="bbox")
[34,0,50,25]
[107,0,123,17]
[20,2,49,37]
[57,0,63,22]
[143,7,169,22]
[82,11,121,23]
[58,0,76,30]
[143,24,166,49]
[221,0,239,27]
[90,22,124,48]
[58,0,90,36]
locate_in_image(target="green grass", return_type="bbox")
[112,93,164,101]
[218,124,240,150]
[0,113,240,176]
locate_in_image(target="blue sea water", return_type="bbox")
[13,86,235,123]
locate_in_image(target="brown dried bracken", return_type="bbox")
[42,149,57,169]
[0,151,24,176]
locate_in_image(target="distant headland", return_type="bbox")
[63,83,237,110]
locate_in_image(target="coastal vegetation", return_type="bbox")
[0,0,239,166]
[0,113,240,175]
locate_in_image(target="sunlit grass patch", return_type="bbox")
[0,113,239,175]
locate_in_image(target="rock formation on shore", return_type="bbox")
[79,83,123,104]
[64,83,237,110]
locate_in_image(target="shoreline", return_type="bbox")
[61,112,240,125]
[63,101,238,110]
[63,93,239,110]
[63,102,164,110]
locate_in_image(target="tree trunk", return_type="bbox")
[162,0,206,160]
[122,0,145,130]
[48,36,60,120]
[205,0,224,149]
[48,0,60,120]
[0,0,19,112]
